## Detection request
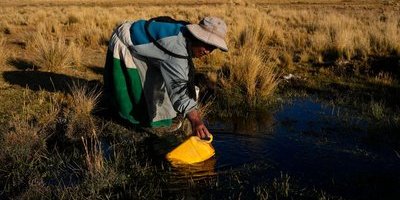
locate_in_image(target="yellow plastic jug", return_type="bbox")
[166,135,215,164]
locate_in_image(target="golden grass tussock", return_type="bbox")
[219,10,280,107]
[224,47,280,105]
[369,101,385,121]
[33,90,64,131]
[368,14,400,55]
[31,32,71,71]
[66,82,101,139]
[266,7,400,62]
[321,15,371,60]
[66,82,104,174]
[197,51,226,71]
[0,0,367,6]
[280,51,294,69]
[230,9,272,51]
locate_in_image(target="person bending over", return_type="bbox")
[104,16,228,138]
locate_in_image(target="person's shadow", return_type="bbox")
[3,70,100,92]
[4,58,100,91]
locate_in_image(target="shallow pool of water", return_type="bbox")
[164,98,400,199]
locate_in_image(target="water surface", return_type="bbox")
[165,98,400,199]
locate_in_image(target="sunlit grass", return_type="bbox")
[67,82,103,175]
[0,36,8,67]
[219,13,280,108]
[222,47,279,106]
[69,41,83,68]
[31,33,71,71]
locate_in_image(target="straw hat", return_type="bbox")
[186,16,228,52]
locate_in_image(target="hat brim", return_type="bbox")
[186,24,228,52]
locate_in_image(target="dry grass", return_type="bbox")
[66,82,103,174]
[0,89,62,191]
[31,32,71,71]
[0,36,8,67]
[78,22,109,47]
[0,0,386,7]
[223,47,280,106]
[220,11,281,107]
[197,100,214,119]
[3,114,44,164]
[262,8,400,63]
[81,131,104,176]
[370,72,396,86]
[66,82,101,138]
[0,0,398,114]
[2,2,398,67]
[69,41,82,68]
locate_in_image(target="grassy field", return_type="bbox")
[0,0,399,199]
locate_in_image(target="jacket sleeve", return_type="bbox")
[159,57,197,116]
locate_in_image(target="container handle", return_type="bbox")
[204,134,213,143]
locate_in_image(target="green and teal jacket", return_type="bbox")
[104,20,197,127]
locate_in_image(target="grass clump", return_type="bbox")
[215,12,280,112]
[31,33,71,71]
[66,82,104,175]
[222,48,279,107]
[66,82,101,139]
[219,49,280,112]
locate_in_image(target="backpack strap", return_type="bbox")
[144,17,189,59]
[145,16,197,100]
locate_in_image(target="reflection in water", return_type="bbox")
[209,111,276,136]
[170,158,217,180]
[165,158,217,192]
[232,112,276,135]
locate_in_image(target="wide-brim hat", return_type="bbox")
[186,16,228,52]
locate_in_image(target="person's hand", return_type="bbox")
[186,109,211,139]
[191,120,211,139]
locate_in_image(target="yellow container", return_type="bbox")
[166,135,215,164]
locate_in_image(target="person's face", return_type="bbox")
[192,42,217,58]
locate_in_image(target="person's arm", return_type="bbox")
[186,109,211,139]
[159,58,211,139]
[159,58,197,114]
